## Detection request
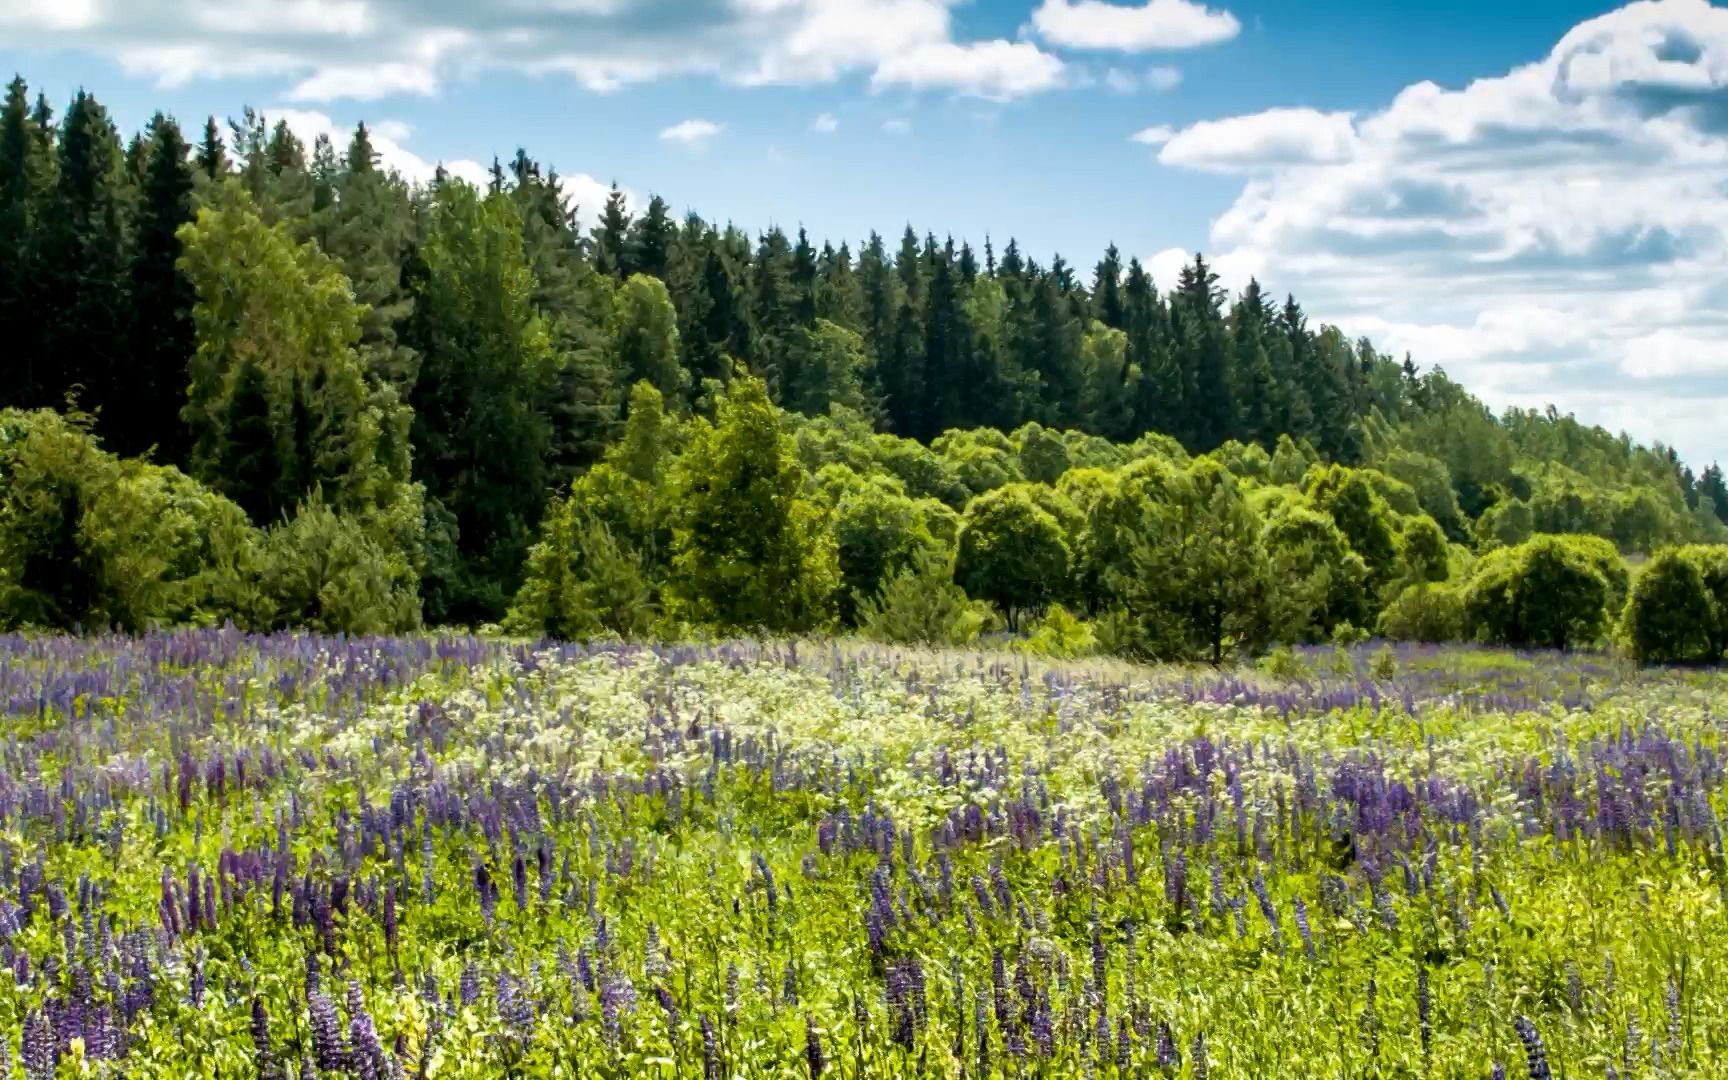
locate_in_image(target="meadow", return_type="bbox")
[1,631,1725,1078]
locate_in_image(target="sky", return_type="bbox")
[3,0,1727,467]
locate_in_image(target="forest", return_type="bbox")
[4,75,1728,664]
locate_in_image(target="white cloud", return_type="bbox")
[1103,64,1181,93]
[659,118,724,147]
[1145,64,1183,91]
[1156,108,1359,171]
[1128,124,1174,144]
[883,117,912,135]
[6,0,1072,103]
[1158,0,1728,465]
[812,112,839,133]
[871,39,1067,100]
[1030,0,1240,52]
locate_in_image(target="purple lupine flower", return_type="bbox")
[783,959,799,1007]
[1359,978,1379,1059]
[349,986,387,1080]
[1665,976,1682,1059]
[459,964,480,1006]
[1294,898,1316,960]
[251,995,272,1065]
[1116,1017,1131,1074]
[22,1009,54,1080]
[1190,1032,1207,1080]
[1154,1020,1178,1071]
[724,962,740,1016]
[1514,1016,1552,1080]
[308,991,347,1073]
[701,1015,720,1080]
[1491,1064,1506,1080]
[804,1013,825,1078]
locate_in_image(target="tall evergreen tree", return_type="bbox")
[38,90,132,424]
[1173,254,1231,449]
[0,76,50,408]
[121,112,197,460]
[1092,244,1124,330]
[628,194,675,281]
[592,184,633,279]
[195,116,226,180]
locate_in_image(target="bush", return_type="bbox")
[1462,535,1610,650]
[1623,547,1719,664]
[1014,605,1096,659]
[1378,583,1466,643]
[857,549,987,647]
[258,496,421,635]
[506,508,657,642]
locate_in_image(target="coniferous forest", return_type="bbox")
[5,76,1728,663]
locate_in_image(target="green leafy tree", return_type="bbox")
[1262,504,1371,641]
[1463,536,1610,650]
[1116,458,1272,663]
[954,484,1070,631]
[666,373,839,633]
[506,509,657,642]
[179,184,416,544]
[831,483,945,624]
[1623,548,1714,664]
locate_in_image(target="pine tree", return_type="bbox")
[750,226,797,398]
[814,241,864,331]
[1174,254,1231,450]
[405,182,558,623]
[121,112,197,460]
[592,184,633,279]
[511,157,620,486]
[922,238,969,436]
[325,123,418,387]
[38,90,132,424]
[628,194,675,280]
[1092,244,1125,330]
[195,116,226,180]
[1228,278,1279,448]
[0,76,50,408]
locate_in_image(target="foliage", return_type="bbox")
[1116,458,1273,663]
[1463,535,1615,651]
[954,484,1070,631]
[1377,582,1467,643]
[856,546,988,647]
[667,374,839,633]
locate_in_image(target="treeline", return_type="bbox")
[2,76,1725,661]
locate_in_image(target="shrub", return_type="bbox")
[258,496,421,635]
[1623,548,1717,664]
[1378,583,1466,643]
[1463,535,1610,650]
[857,549,987,647]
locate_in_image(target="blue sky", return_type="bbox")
[3,0,1725,466]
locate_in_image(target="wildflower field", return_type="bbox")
[1,631,1726,1078]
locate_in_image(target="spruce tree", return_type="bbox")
[592,184,633,279]
[122,112,197,460]
[1092,244,1125,330]
[38,90,132,424]
[628,194,674,280]
[0,76,49,408]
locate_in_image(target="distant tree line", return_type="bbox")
[2,76,1725,664]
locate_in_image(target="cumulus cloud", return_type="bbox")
[5,0,1070,102]
[883,117,912,135]
[812,112,839,133]
[871,39,1066,100]
[659,118,724,147]
[1155,108,1359,171]
[1152,0,1728,464]
[1030,0,1240,51]
[1128,124,1174,144]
